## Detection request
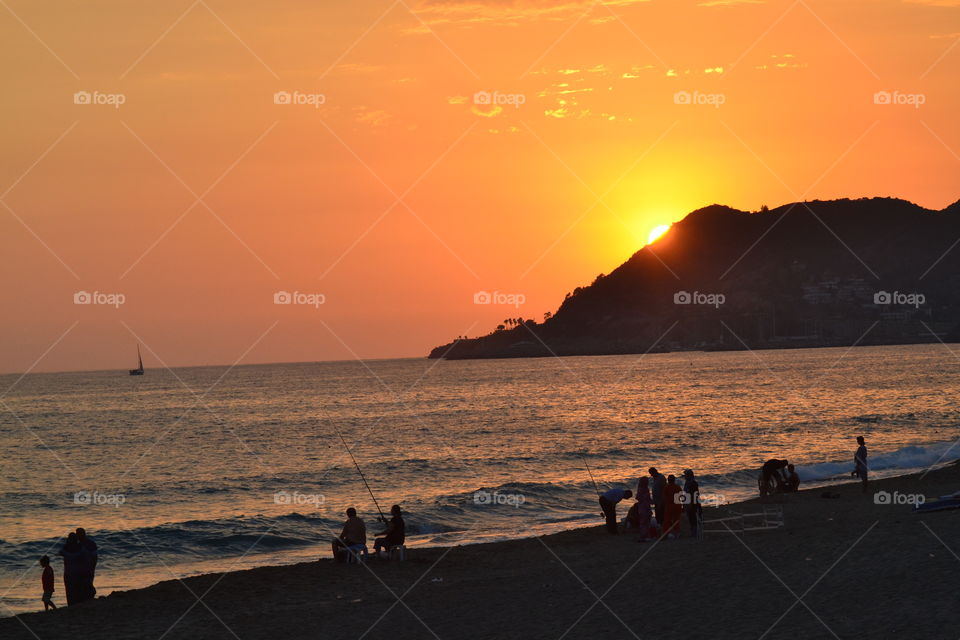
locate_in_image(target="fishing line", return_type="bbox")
[334,425,386,522]
[580,449,602,497]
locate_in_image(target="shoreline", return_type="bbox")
[4,461,959,639]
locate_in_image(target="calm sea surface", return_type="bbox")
[2,344,958,615]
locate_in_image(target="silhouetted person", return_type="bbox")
[599,488,633,534]
[331,507,367,562]
[784,464,800,492]
[634,477,654,541]
[683,469,701,538]
[760,459,789,496]
[852,436,868,493]
[662,475,682,538]
[58,533,86,605]
[76,527,97,600]
[647,467,666,526]
[39,555,57,611]
[373,505,405,556]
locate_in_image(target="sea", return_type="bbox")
[2,344,958,616]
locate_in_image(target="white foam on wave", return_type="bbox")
[797,441,958,482]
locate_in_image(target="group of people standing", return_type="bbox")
[39,527,98,610]
[598,468,702,540]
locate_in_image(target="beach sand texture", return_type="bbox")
[4,462,959,640]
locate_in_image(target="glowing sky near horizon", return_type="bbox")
[0,0,958,373]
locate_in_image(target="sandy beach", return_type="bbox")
[4,463,959,640]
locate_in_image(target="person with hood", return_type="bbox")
[58,533,87,605]
[682,469,701,538]
[634,477,654,541]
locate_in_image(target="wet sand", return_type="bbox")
[4,462,960,639]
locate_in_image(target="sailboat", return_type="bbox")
[129,344,144,376]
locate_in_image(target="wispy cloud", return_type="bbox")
[411,0,652,27]
[698,0,763,6]
[904,0,960,6]
[471,104,503,117]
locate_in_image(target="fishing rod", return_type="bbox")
[580,449,602,497]
[334,425,387,522]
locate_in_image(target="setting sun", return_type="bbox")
[647,224,671,245]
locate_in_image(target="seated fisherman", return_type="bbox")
[331,507,367,562]
[373,504,406,556]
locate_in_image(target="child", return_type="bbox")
[40,555,57,611]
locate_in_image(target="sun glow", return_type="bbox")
[647,224,671,245]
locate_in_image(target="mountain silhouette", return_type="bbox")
[429,197,960,360]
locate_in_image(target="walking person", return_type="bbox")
[852,436,868,493]
[39,556,57,611]
[598,487,633,535]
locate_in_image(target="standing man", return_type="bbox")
[852,436,868,493]
[647,468,666,527]
[598,487,633,535]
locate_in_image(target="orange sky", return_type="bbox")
[1,0,958,373]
